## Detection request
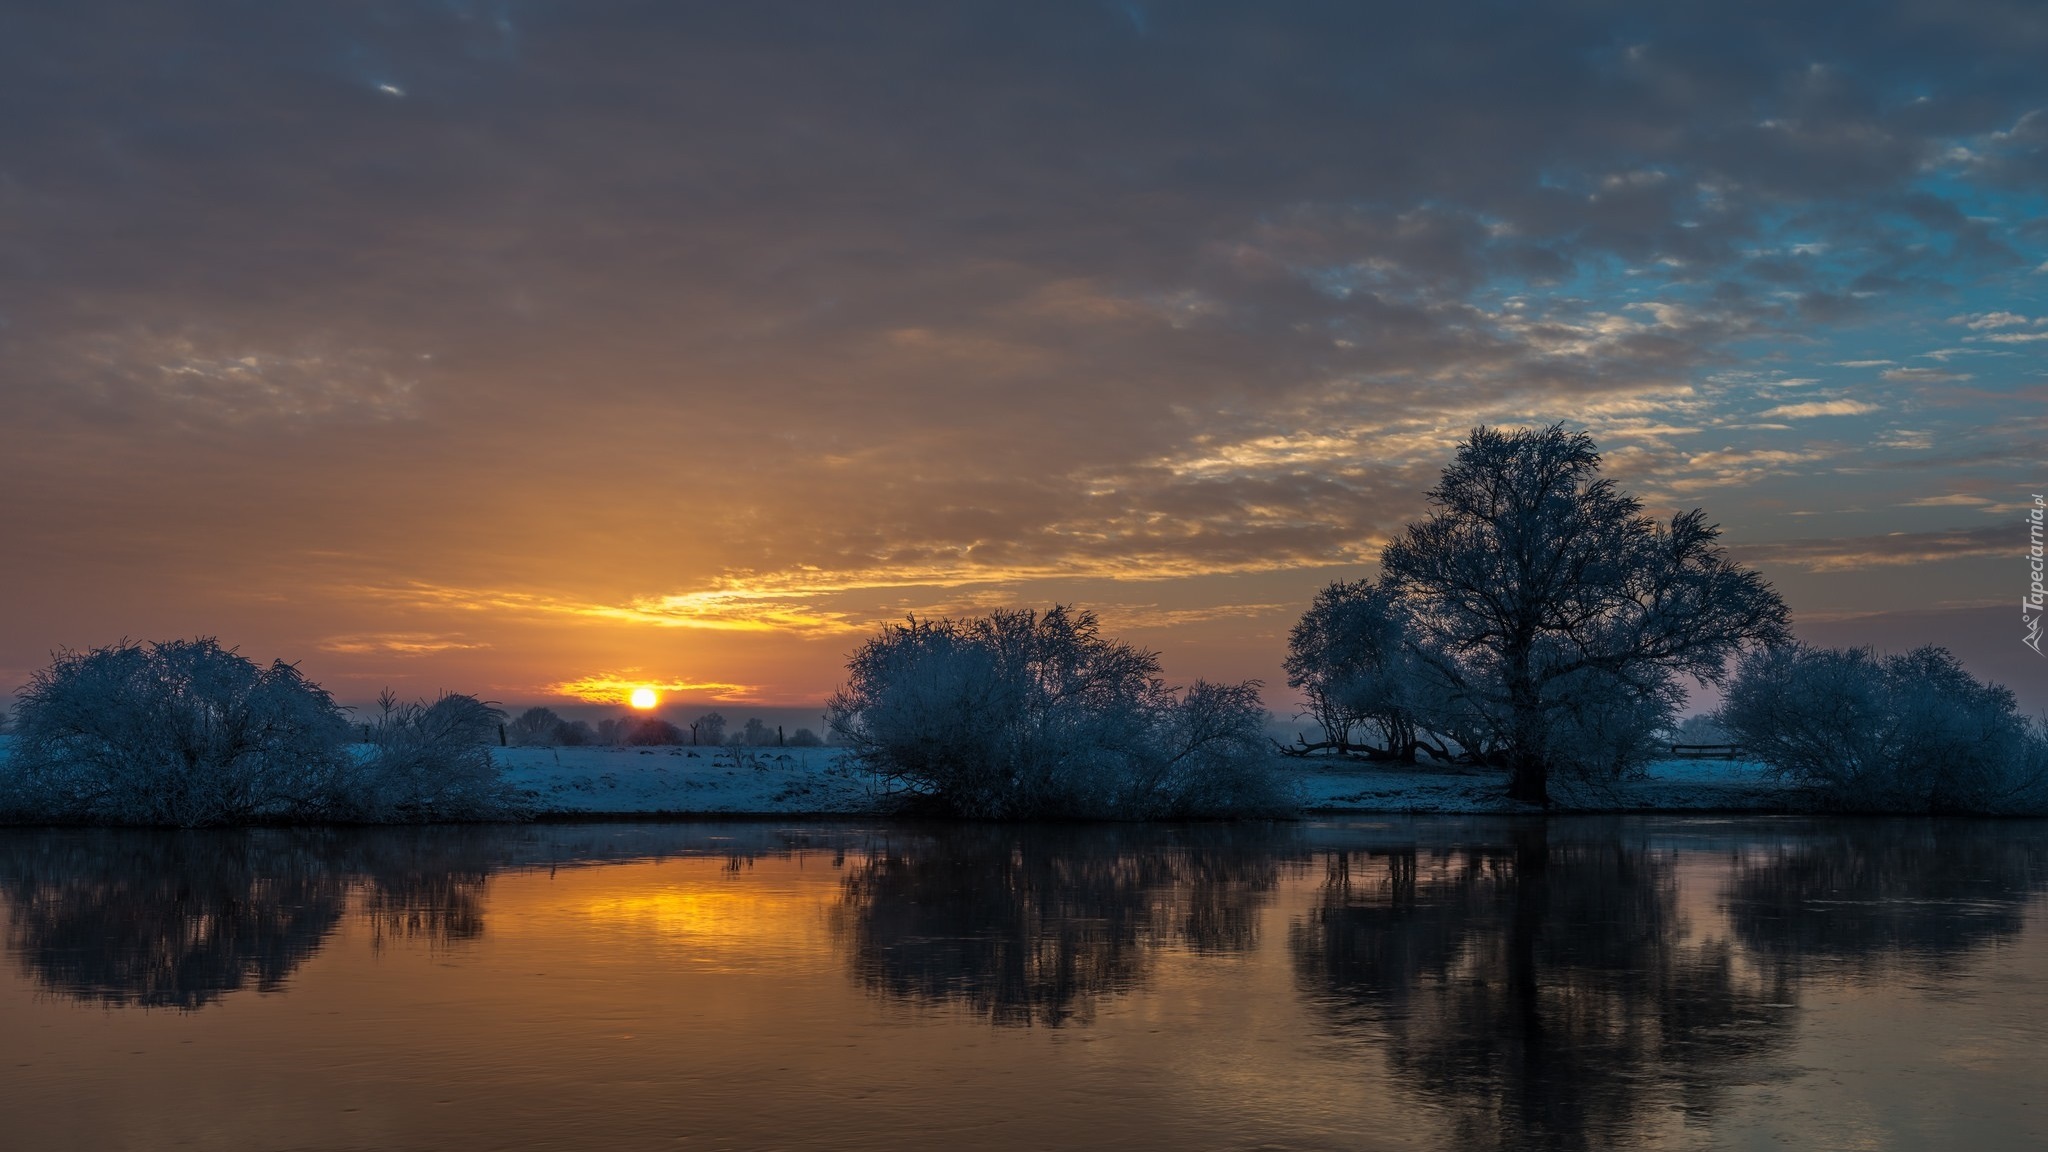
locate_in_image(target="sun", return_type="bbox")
[628,686,659,710]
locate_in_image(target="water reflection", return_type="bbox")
[834,824,1292,1025]
[1728,819,2048,978]
[1292,824,1795,1152]
[352,829,498,950]
[3,816,2046,1054]
[0,830,351,1009]
[0,828,505,1008]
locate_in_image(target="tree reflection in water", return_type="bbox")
[354,828,498,951]
[1727,819,2048,980]
[1292,823,1795,1152]
[0,828,495,1009]
[0,830,350,1010]
[6,811,2045,1084]
[834,824,1293,1026]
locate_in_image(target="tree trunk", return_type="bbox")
[1505,650,1551,806]
[1508,748,1550,805]
[1393,715,1418,764]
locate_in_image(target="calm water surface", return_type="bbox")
[2,817,2045,1150]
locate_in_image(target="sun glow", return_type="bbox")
[629,686,659,710]
[548,673,756,705]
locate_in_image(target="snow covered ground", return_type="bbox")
[0,735,1793,817]
[1293,753,1791,814]
[493,744,875,816]
[489,743,1791,817]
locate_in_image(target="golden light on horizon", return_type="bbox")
[629,686,659,710]
[549,674,757,705]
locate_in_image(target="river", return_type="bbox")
[2,817,2043,1150]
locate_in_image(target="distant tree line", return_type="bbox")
[502,706,823,749]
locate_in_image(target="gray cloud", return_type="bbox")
[2,1,2045,696]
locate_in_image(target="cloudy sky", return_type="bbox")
[4,1,2045,716]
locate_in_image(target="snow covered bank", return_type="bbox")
[0,735,1795,818]
[489,743,1793,817]
[1295,754,1791,814]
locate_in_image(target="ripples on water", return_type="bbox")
[1,818,2044,1150]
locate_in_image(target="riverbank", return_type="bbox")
[489,743,1797,817]
[0,735,1798,817]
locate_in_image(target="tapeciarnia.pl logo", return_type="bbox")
[2028,494,2045,656]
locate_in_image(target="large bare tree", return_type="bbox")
[1380,425,1789,805]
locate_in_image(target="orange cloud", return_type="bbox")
[548,672,759,705]
[318,633,491,657]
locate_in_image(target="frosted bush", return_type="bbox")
[356,691,527,821]
[3,639,353,826]
[1717,645,2048,814]
[3,643,529,825]
[826,607,1291,818]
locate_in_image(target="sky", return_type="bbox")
[3,1,2045,719]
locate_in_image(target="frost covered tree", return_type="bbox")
[691,712,726,747]
[4,639,353,825]
[506,706,565,747]
[1380,425,1789,805]
[1284,580,1428,759]
[1670,712,1733,746]
[826,606,1288,818]
[1717,644,2048,813]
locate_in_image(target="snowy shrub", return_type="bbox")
[826,606,1291,819]
[1131,679,1285,816]
[356,691,527,821]
[1717,645,2048,814]
[3,639,354,826]
[788,727,824,747]
[555,719,596,746]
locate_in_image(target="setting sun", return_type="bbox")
[628,686,659,710]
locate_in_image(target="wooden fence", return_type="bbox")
[1669,743,1745,760]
